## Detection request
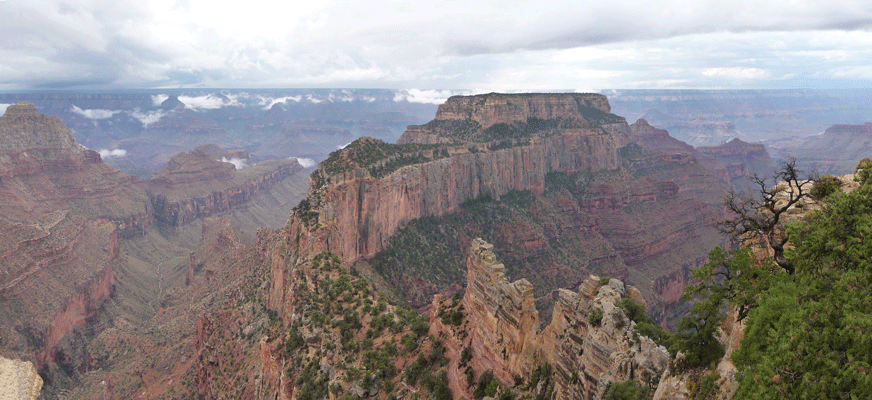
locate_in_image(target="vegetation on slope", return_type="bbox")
[419,115,621,143]
[317,137,449,178]
[367,175,626,307]
[667,160,871,399]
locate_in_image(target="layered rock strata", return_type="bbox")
[147,145,304,227]
[267,93,725,325]
[460,238,671,400]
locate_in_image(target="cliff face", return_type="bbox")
[628,118,769,191]
[0,102,153,234]
[147,145,305,227]
[451,239,671,400]
[0,103,145,374]
[267,93,726,327]
[788,122,872,174]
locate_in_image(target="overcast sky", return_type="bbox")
[2,0,872,91]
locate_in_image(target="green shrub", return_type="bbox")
[603,380,652,400]
[589,307,604,327]
[616,298,646,323]
[811,175,842,200]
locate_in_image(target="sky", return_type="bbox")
[2,0,872,91]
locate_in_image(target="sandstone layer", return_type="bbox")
[457,238,671,400]
[147,144,305,227]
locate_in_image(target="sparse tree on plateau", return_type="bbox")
[718,157,813,275]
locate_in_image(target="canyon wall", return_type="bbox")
[267,93,634,315]
[267,93,726,326]
[147,146,304,227]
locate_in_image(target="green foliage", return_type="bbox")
[810,174,842,200]
[473,370,500,399]
[295,359,329,400]
[674,289,725,370]
[633,322,677,356]
[731,183,872,399]
[599,276,611,285]
[692,372,720,400]
[318,137,448,178]
[603,380,652,400]
[529,362,552,391]
[855,157,872,185]
[292,197,320,227]
[589,307,604,327]
[459,346,472,367]
[616,298,646,323]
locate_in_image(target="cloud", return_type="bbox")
[702,67,772,80]
[337,142,352,150]
[129,109,166,127]
[261,95,302,110]
[151,94,169,106]
[98,149,128,158]
[293,157,316,168]
[0,104,11,115]
[71,105,122,119]
[178,94,239,110]
[3,1,872,90]
[220,156,248,170]
[394,89,468,104]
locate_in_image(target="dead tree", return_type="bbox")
[718,157,813,275]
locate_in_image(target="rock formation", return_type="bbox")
[0,357,43,399]
[146,144,304,228]
[266,93,726,327]
[788,122,872,174]
[0,103,146,373]
[455,238,671,400]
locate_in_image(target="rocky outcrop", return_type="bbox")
[0,356,43,399]
[459,239,671,400]
[267,93,726,326]
[147,145,304,227]
[463,239,544,382]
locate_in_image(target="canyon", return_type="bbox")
[0,102,310,398]
[268,93,744,329]
[0,91,790,399]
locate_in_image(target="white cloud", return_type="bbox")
[394,89,468,104]
[306,95,323,104]
[337,142,351,150]
[3,1,872,90]
[702,67,772,80]
[261,95,302,110]
[71,105,122,119]
[220,156,248,170]
[98,148,128,158]
[0,104,11,114]
[293,157,316,168]
[129,109,167,127]
[151,94,169,106]
[178,94,239,111]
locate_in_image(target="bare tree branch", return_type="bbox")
[718,157,813,274]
